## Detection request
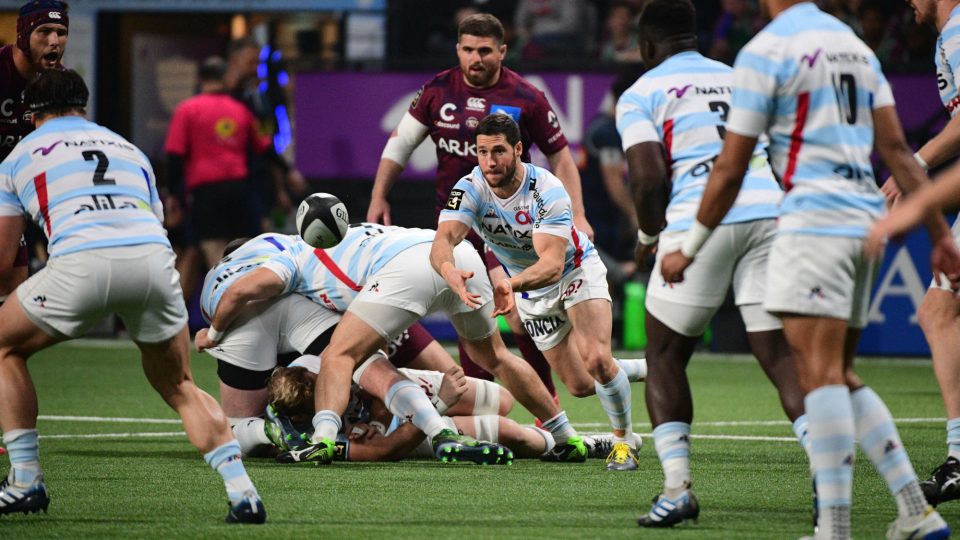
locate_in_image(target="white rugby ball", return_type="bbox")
[296,193,349,249]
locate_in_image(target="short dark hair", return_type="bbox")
[198,56,226,82]
[612,65,643,101]
[638,0,696,44]
[222,237,251,258]
[476,113,521,147]
[23,68,87,117]
[458,13,504,43]
[228,36,260,58]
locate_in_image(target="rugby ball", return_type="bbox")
[296,193,349,249]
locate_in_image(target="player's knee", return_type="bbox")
[917,294,952,333]
[497,387,514,415]
[562,376,595,398]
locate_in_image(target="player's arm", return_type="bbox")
[0,215,27,291]
[546,147,592,238]
[624,141,669,261]
[598,151,638,230]
[659,132,757,283]
[368,112,430,224]
[196,267,286,351]
[492,233,566,316]
[345,422,426,462]
[430,220,482,309]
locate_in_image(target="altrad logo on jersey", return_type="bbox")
[73,195,141,215]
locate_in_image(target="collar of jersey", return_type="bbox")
[779,1,817,19]
[951,4,960,25]
[34,115,88,134]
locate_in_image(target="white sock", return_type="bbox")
[654,422,691,498]
[541,410,577,441]
[384,379,447,439]
[311,410,342,442]
[805,385,854,537]
[595,368,633,438]
[615,358,646,382]
[230,417,272,456]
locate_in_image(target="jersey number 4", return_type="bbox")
[82,150,115,185]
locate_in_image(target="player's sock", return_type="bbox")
[2,429,40,485]
[525,426,556,454]
[654,422,691,498]
[806,385,854,538]
[311,410,342,443]
[614,358,647,382]
[384,379,447,439]
[594,368,633,442]
[231,417,271,455]
[947,417,960,461]
[540,410,577,441]
[851,387,925,518]
[792,414,813,463]
[203,440,257,505]
[514,331,557,396]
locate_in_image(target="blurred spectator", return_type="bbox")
[817,0,862,31]
[858,4,900,65]
[708,0,762,66]
[599,1,642,64]
[426,6,479,58]
[514,0,594,60]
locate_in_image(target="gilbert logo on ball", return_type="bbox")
[296,193,349,249]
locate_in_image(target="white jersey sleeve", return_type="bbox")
[615,90,661,150]
[437,175,482,228]
[937,6,960,117]
[531,177,574,239]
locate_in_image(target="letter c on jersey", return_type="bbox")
[515,210,532,225]
[440,103,457,122]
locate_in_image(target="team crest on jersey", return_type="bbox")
[446,189,465,210]
[466,117,479,129]
[490,104,521,123]
[410,86,424,109]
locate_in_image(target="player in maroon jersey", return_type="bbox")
[0,1,69,307]
[367,13,588,397]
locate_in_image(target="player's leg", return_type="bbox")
[452,415,549,458]
[0,296,61,516]
[917,288,960,506]
[390,323,458,373]
[453,376,513,416]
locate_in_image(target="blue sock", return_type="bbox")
[594,368,632,437]
[204,440,256,504]
[3,429,40,485]
[541,410,577,441]
[947,417,960,461]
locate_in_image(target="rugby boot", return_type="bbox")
[885,506,950,540]
[539,435,588,463]
[0,472,49,516]
[275,437,336,464]
[605,441,640,471]
[265,405,311,451]
[637,490,700,528]
[432,429,513,465]
[583,434,614,459]
[225,490,266,524]
[921,457,960,507]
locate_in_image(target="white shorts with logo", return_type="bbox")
[347,241,497,343]
[17,244,186,343]
[515,254,611,351]
[930,217,960,292]
[764,233,877,329]
[646,220,781,337]
[204,294,341,372]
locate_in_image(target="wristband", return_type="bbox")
[206,326,224,343]
[680,220,714,258]
[637,229,659,246]
[431,397,450,415]
[915,152,929,172]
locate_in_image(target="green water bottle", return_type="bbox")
[622,281,647,350]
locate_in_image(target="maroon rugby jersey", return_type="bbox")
[407,66,569,212]
[0,46,32,162]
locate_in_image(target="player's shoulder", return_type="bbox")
[942,6,960,43]
[501,67,544,99]
[423,67,460,91]
[527,163,563,190]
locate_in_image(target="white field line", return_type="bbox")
[38,415,182,424]
[41,431,186,440]
[572,417,944,429]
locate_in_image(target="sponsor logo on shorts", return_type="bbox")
[561,279,583,299]
[33,295,46,308]
[808,286,826,300]
[523,316,565,338]
[445,189,464,210]
[368,281,380,292]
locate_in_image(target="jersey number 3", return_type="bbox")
[82,150,115,185]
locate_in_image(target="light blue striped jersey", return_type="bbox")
[438,163,596,298]
[937,5,960,117]
[726,2,894,238]
[262,223,435,312]
[616,51,782,232]
[200,233,299,322]
[0,116,168,256]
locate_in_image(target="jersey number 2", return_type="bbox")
[82,150,115,185]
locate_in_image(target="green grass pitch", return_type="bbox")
[0,341,956,538]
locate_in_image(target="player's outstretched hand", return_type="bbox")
[366,197,392,225]
[438,365,468,409]
[932,235,960,290]
[660,249,693,284]
[195,328,215,352]
[492,278,515,316]
[442,266,483,309]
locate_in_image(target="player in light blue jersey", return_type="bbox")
[433,113,643,471]
[196,220,579,465]
[616,0,807,527]
[0,70,265,523]
[877,0,960,509]
[659,2,956,538]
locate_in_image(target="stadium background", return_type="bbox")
[0,0,945,356]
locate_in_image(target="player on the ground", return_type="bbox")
[367,13,580,398]
[432,113,642,471]
[878,0,960,509]
[0,70,265,523]
[658,1,956,538]
[0,1,70,308]
[617,0,809,526]
[194,222,561,464]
